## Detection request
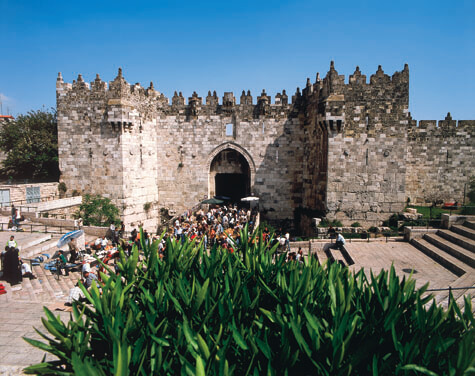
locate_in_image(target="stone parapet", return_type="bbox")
[55,63,474,231]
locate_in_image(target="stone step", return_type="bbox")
[434,272,475,309]
[309,242,329,265]
[329,248,348,266]
[411,238,467,277]
[423,233,475,268]
[17,234,52,253]
[20,236,61,259]
[33,264,59,301]
[451,224,475,241]
[437,229,475,253]
[463,220,475,231]
[454,293,475,314]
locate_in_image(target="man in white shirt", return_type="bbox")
[20,259,36,279]
[335,232,346,250]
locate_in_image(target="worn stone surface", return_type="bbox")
[56,63,474,232]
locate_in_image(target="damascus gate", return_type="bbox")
[56,62,475,232]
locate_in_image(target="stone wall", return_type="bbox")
[405,117,475,205]
[0,182,59,206]
[56,63,474,232]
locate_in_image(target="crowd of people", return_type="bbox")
[1,203,348,301]
[166,204,258,252]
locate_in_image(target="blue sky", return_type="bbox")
[1,0,474,120]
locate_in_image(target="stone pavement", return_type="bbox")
[0,301,70,376]
[347,241,459,290]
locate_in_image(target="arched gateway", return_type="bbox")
[207,143,256,202]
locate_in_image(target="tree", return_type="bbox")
[75,194,120,226]
[0,109,59,180]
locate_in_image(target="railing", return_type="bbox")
[0,193,80,208]
[0,222,79,235]
[426,286,475,305]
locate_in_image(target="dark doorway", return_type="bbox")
[210,148,251,201]
[215,173,248,202]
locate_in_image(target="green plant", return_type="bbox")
[74,194,120,227]
[368,226,378,233]
[71,189,80,197]
[351,222,361,227]
[143,202,152,212]
[318,219,343,228]
[461,205,475,215]
[24,228,475,375]
[258,221,276,234]
[57,182,67,194]
[0,109,59,180]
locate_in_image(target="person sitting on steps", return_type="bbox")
[20,258,37,279]
[335,232,346,251]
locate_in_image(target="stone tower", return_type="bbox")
[56,63,474,232]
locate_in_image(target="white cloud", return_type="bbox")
[0,93,15,115]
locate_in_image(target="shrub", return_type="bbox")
[74,194,120,227]
[461,205,475,215]
[368,226,379,233]
[143,202,152,212]
[24,228,474,375]
[57,182,67,194]
[318,219,343,228]
[351,222,361,227]
[382,213,399,229]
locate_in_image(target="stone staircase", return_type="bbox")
[411,220,475,309]
[0,229,98,304]
[308,240,354,267]
[0,237,83,304]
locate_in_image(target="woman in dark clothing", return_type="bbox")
[4,247,22,285]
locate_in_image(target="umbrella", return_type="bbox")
[57,230,84,248]
[241,196,259,202]
[201,198,224,205]
[214,195,231,200]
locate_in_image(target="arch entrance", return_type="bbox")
[209,148,251,202]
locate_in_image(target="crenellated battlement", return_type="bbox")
[57,63,410,124]
[408,113,475,132]
[57,68,296,111]
[56,62,474,230]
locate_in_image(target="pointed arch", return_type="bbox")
[207,142,256,199]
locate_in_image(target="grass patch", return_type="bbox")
[407,205,460,219]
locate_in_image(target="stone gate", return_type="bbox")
[56,62,475,232]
